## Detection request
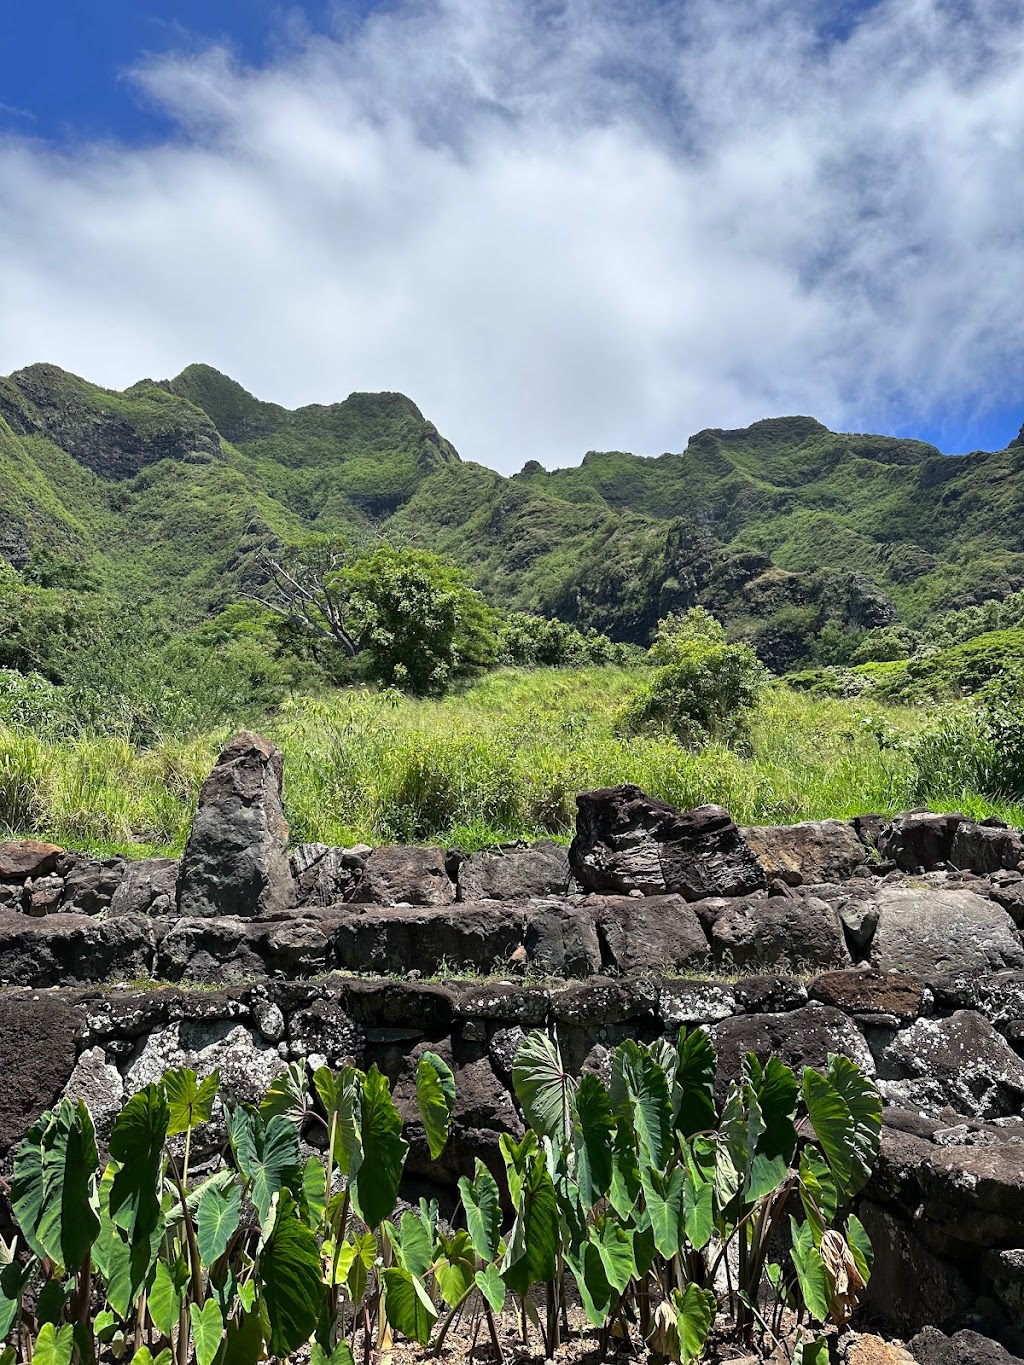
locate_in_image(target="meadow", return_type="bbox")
[1,665,1018,860]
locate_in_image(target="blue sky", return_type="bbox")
[1,0,1022,470]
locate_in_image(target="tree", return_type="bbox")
[619,606,767,746]
[251,536,360,661]
[341,546,498,695]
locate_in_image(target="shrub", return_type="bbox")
[912,668,1024,803]
[619,608,768,748]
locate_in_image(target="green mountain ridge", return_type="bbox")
[3,360,1024,666]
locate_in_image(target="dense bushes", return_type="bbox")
[0,1030,881,1365]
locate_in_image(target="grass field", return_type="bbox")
[2,666,1020,859]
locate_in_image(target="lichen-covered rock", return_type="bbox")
[741,819,866,886]
[349,845,455,906]
[25,875,64,916]
[711,891,850,972]
[877,1011,1024,1120]
[870,887,1024,980]
[570,786,764,900]
[177,731,293,919]
[61,1046,125,1135]
[287,1000,361,1067]
[458,841,570,901]
[124,1019,285,1105]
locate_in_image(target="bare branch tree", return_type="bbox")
[246,537,359,657]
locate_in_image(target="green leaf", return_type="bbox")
[416,1052,456,1161]
[683,1163,714,1252]
[352,1068,408,1229]
[500,1155,559,1295]
[612,1040,671,1174]
[566,1242,614,1328]
[0,1260,35,1338]
[675,1028,717,1138]
[434,1230,475,1309]
[197,1180,242,1267]
[802,1069,858,1202]
[189,1300,224,1365]
[607,1121,641,1220]
[313,1067,363,1177]
[574,1074,614,1207]
[301,1155,328,1229]
[32,1324,73,1365]
[641,1166,684,1260]
[258,1189,325,1356]
[109,1086,170,1243]
[35,1279,69,1327]
[311,1343,356,1365]
[130,1348,172,1365]
[826,1055,882,1198]
[163,1068,219,1137]
[799,1148,837,1245]
[592,1217,635,1295]
[260,1064,309,1124]
[846,1213,874,1286]
[792,1337,831,1364]
[497,1132,536,1208]
[790,1218,830,1324]
[474,1264,505,1315]
[671,1283,717,1365]
[11,1100,100,1273]
[223,1312,264,1365]
[458,1160,501,1264]
[147,1259,186,1338]
[512,1031,575,1150]
[382,1268,437,1346]
[230,1107,301,1225]
[345,1232,376,1306]
[396,1210,433,1280]
[94,1163,161,1317]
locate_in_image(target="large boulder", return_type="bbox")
[877,1011,1024,1120]
[710,891,850,973]
[570,786,764,900]
[332,904,522,975]
[949,822,1024,876]
[0,992,81,1154]
[879,812,964,873]
[58,854,126,915]
[124,1018,285,1106]
[808,969,927,1024]
[0,910,155,986]
[155,914,332,984]
[741,819,866,886]
[583,894,711,975]
[458,841,570,901]
[0,839,61,880]
[870,887,1024,980]
[291,845,362,907]
[711,1002,875,1097]
[177,732,293,919]
[109,858,178,916]
[349,846,455,906]
[910,1328,1024,1365]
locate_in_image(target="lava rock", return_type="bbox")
[584,893,711,974]
[877,1011,1024,1120]
[870,887,1024,980]
[741,818,865,886]
[0,839,62,880]
[711,891,850,972]
[349,845,455,907]
[0,992,81,1154]
[458,841,570,901]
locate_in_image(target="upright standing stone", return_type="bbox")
[178,732,293,918]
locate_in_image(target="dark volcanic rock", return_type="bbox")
[879,812,964,873]
[290,845,360,908]
[0,992,81,1154]
[711,891,850,972]
[877,1011,1024,1120]
[0,839,62,880]
[809,968,927,1023]
[570,786,765,900]
[58,855,126,915]
[458,841,570,901]
[109,858,178,916]
[523,904,601,977]
[177,731,293,919]
[332,904,521,975]
[0,911,155,986]
[950,822,1024,875]
[870,886,1024,980]
[349,846,455,907]
[584,894,711,974]
[910,1327,1024,1365]
[741,819,865,886]
[711,1002,874,1096]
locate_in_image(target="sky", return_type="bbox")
[1,0,1023,472]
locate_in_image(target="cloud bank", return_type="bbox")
[2,0,1023,470]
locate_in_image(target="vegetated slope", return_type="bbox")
[3,360,1024,657]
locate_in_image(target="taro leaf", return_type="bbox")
[109,1086,170,1243]
[846,1213,874,1286]
[747,1055,799,1198]
[223,1311,264,1365]
[675,1028,717,1138]
[311,1343,356,1365]
[189,1300,224,1365]
[791,1337,830,1364]
[258,1189,325,1357]
[148,1259,187,1338]
[499,1155,559,1295]
[801,1069,857,1202]
[474,1264,506,1315]
[683,1164,714,1252]
[574,1074,614,1207]
[416,1052,456,1161]
[130,1349,173,1365]
[497,1132,536,1209]
[641,1166,684,1260]
[238,1281,256,1314]
[346,1232,376,1306]
[35,1279,69,1327]
[826,1055,882,1199]
[435,1229,475,1309]
[799,1147,837,1245]
[611,1041,671,1174]
[566,1242,614,1328]
[0,1260,35,1339]
[197,1180,242,1267]
[230,1107,301,1225]
[12,1100,100,1273]
[313,1066,363,1177]
[382,1268,437,1346]
[607,1121,641,1220]
[396,1210,433,1280]
[458,1159,501,1263]
[352,1068,408,1230]
[32,1324,73,1365]
[790,1217,830,1324]
[94,1163,161,1317]
[302,1156,327,1228]
[631,1216,656,1279]
[260,1063,310,1124]
[592,1218,635,1295]
[163,1068,219,1137]
[512,1032,575,1151]
[671,1283,717,1365]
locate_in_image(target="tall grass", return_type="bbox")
[2,668,1021,857]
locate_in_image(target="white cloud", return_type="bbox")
[1,0,1023,470]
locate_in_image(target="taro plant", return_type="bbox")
[505,1027,881,1363]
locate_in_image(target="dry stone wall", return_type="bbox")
[2,736,1024,1350]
